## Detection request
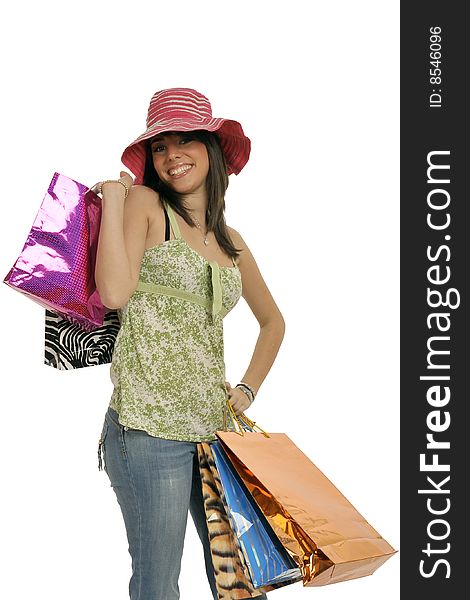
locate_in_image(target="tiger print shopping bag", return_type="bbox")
[197,442,300,599]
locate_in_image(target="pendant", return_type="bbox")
[204,239,209,246]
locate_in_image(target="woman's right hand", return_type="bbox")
[118,171,134,191]
[91,171,134,197]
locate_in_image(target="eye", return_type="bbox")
[151,144,165,153]
[179,135,194,145]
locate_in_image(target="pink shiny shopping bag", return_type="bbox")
[4,172,106,331]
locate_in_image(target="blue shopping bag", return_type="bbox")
[211,440,301,588]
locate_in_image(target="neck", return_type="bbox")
[183,191,208,227]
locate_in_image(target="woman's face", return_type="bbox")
[150,131,209,195]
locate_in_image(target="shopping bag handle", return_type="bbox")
[223,400,270,438]
[87,181,102,195]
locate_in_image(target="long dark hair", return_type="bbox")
[142,130,242,260]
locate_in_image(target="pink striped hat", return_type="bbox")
[121,88,251,184]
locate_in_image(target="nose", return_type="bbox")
[167,141,182,161]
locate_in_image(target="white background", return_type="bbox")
[0,1,399,598]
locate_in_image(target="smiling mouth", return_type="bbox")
[168,164,193,177]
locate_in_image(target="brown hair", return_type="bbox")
[142,130,242,259]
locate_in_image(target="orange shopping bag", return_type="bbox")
[215,407,397,587]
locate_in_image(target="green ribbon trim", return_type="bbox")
[209,261,223,317]
[136,277,227,319]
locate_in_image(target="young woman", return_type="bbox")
[95,87,285,600]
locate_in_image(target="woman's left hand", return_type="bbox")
[225,381,252,416]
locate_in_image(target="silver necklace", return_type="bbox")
[192,215,209,245]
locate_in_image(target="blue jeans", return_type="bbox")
[99,406,267,600]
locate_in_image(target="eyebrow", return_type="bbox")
[150,132,180,144]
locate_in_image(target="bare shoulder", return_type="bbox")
[226,225,247,267]
[227,224,242,239]
[226,224,256,269]
[121,186,161,233]
[127,184,160,207]
[226,224,283,327]
[226,225,247,251]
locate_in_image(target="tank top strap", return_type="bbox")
[163,204,170,241]
[163,201,182,240]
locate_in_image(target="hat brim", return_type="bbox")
[121,117,250,185]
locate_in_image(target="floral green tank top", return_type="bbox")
[109,201,242,442]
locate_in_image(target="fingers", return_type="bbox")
[226,382,252,414]
[119,171,134,187]
[231,401,250,416]
[227,388,251,416]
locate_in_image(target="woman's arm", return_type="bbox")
[226,227,286,415]
[94,175,153,309]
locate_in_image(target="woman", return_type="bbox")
[95,88,285,600]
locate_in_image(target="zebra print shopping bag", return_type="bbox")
[44,308,120,370]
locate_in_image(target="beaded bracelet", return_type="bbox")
[98,179,130,199]
[236,382,256,404]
